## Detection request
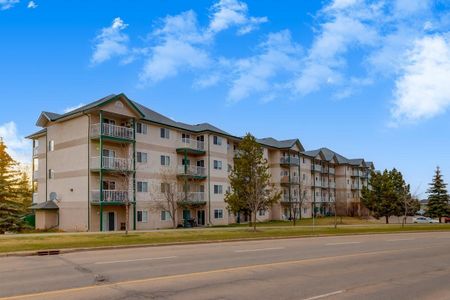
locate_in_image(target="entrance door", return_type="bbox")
[183,210,191,228]
[108,212,115,231]
[197,210,205,226]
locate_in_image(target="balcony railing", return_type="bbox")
[91,190,131,203]
[352,170,359,176]
[280,156,300,165]
[178,138,205,151]
[311,164,322,172]
[322,181,329,188]
[91,156,133,171]
[32,193,38,203]
[33,147,39,157]
[280,175,300,184]
[351,184,360,190]
[329,182,336,189]
[178,192,205,202]
[329,168,335,175]
[177,165,207,177]
[91,123,134,140]
[313,181,322,188]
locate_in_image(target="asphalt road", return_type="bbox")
[1,231,450,300]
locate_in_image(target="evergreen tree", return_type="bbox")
[426,167,449,222]
[0,140,29,233]
[225,133,281,231]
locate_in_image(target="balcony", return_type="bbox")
[33,147,39,157]
[329,182,336,189]
[177,165,207,180]
[329,168,335,175]
[281,195,299,203]
[280,175,300,185]
[280,156,300,166]
[322,181,329,188]
[176,138,206,155]
[351,184,360,190]
[91,156,133,172]
[90,123,134,141]
[351,170,359,177]
[91,190,131,204]
[177,192,206,206]
[311,164,322,172]
[313,181,322,188]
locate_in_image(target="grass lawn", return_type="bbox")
[215,216,380,227]
[1,223,450,254]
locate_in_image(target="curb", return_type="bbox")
[1,229,449,258]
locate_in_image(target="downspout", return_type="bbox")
[132,118,136,231]
[207,133,211,226]
[84,112,91,232]
[45,134,48,202]
[288,151,292,220]
[298,152,301,219]
[99,111,103,232]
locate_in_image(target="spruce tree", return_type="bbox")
[225,133,281,231]
[426,167,449,222]
[0,140,29,233]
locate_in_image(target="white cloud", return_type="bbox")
[27,1,37,9]
[207,0,268,36]
[63,103,85,113]
[227,30,302,102]
[391,34,450,123]
[91,17,129,65]
[294,1,379,95]
[0,0,19,10]
[0,122,31,164]
[139,11,211,84]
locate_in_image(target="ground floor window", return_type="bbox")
[258,210,266,216]
[161,211,171,221]
[137,210,148,223]
[214,209,224,219]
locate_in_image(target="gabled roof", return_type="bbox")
[303,147,371,167]
[256,137,304,151]
[25,128,47,139]
[30,200,59,210]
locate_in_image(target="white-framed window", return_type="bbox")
[137,210,148,223]
[161,210,171,221]
[160,128,170,139]
[48,140,55,152]
[213,136,222,145]
[137,152,148,163]
[102,180,116,190]
[258,210,266,216]
[214,209,224,219]
[213,160,222,170]
[137,181,148,193]
[160,155,170,166]
[214,185,223,194]
[48,169,55,179]
[136,123,148,135]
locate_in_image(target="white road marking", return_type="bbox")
[325,242,361,246]
[95,256,177,265]
[302,290,345,300]
[386,238,415,242]
[234,247,285,253]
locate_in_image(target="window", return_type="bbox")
[213,160,222,170]
[48,169,55,179]
[137,211,148,223]
[48,140,55,152]
[213,136,222,145]
[102,181,116,190]
[182,133,190,142]
[137,181,148,193]
[161,211,171,221]
[214,185,223,194]
[160,128,170,139]
[160,155,170,166]
[214,209,224,219]
[136,123,148,135]
[137,152,148,163]
[160,183,170,193]
[258,210,266,216]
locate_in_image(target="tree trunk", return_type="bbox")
[385,215,389,224]
[253,211,257,232]
[125,202,130,235]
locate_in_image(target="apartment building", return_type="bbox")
[28,93,373,232]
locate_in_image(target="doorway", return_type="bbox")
[197,210,205,226]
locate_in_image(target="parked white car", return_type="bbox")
[413,216,439,224]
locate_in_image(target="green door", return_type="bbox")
[183,210,191,227]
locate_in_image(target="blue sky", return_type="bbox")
[1,0,450,197]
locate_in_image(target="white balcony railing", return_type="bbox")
[178,192,205,202]
[322,181,329,188]
[91,156,132,171]
[178,138,205,151]
[313,181,322,188]
[329,168,335,174]
[33,147,39,157]
[351,184,360,190]
[91,190,131,203]
[177,165,207,177]
[329,182,336,189]
[280,175,300,184]
[91,123,134,140]
[280,156,300,165]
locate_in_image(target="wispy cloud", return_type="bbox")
[63,103,85,113]
[0,122,30,164]
[27,0,37,9]
[391,34,450,124]
[91,17,129,65]
[0,0,19,10]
